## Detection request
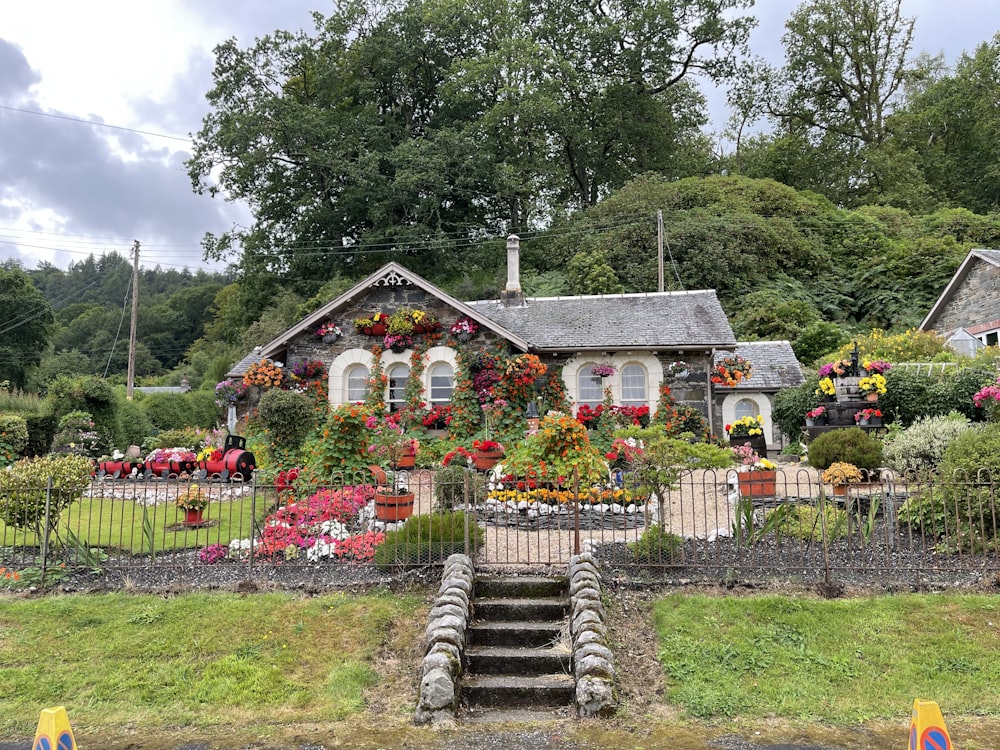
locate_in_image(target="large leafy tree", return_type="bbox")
[187,0,754,314]
[0,264,54,388]
[732,0,923,206]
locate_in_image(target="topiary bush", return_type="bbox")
[47,375,122,449]
[806,427,883,471]
[0,453,94,539]
[257,388,317,450]
[881,412,974,476]
[372,511,483,567]
[140,391,218,432]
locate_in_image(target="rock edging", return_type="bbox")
[414,553,474,724]
[568,551,618,718]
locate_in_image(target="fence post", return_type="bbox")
[248,471,257,577]
[573,468,580,556]
[463,469,470,558]
[40,478,53,587]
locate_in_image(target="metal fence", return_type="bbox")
[2,466,999,589]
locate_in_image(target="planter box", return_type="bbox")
[473,450,504,472]
[729,434,767,456]
[737,470,776,499]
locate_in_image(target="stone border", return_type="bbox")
[414,553,474,724]
[568,551,618,718]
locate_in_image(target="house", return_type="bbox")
[229,235,791,437]
[713,341,805,449]
[920,248,1000,351]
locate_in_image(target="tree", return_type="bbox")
[0,265,54,388]
[187,0,754,300]
[742,0,922,205]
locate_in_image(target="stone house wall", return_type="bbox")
[932,259,1000,332]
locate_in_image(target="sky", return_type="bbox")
[0,0,994,274]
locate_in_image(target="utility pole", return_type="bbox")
[657,210,664,292]
[126,240,139,400]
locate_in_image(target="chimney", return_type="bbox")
[501,234,525,307]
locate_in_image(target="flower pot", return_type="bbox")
[865,392,879,403]
[473,450,504,471]
[370,323,387,335]
[737,470,776,499]
[805,418,815,427]
[183,508,204,525]
[374,492,415,522]
[390,343,407,354]
[858,418,869,426]
[870,416,882,426]
[395,454,416,470]
[455,331,472,343]
[413,323,426,334]
[832,485,848,497]
[322,333,339,344]
[815,415,828,426]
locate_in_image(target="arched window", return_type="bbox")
[734,398,760,421]
[345,364,369,403]
[429,362,454,404]
[621,364,647,407]
[386,363,409,412]
[577,365,603,407]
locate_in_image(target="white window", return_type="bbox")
[621,364,647,407]
[734,398,760,421]
[429,362,454,403]
[578,366,603,407]
[346,365,369,402]
[387,363,409,412]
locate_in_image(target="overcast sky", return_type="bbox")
[0,0,994,273]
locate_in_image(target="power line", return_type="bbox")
[0,104,190,142]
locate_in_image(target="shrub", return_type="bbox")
[877,368,938,427]
[881,413,974,475]
[931,366,996,421]
[774,503,850,541]
[932,424,1000,549]
[257,388,317,450]
[629,523,683,564]
[50,411,103,458]
[47,375,122,448]
[372,511,483,567]
[772,379,820,441]
[115,395,153,449]
[0,414,29,466]
[140,391,218,432]
[433,463,487,512]
[0,454,94,537]
[22,414,57,457]
[807,428,883,471]
[299,404,372,483]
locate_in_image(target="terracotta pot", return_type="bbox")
[374,492,415,521]
[473,450,504,471]
[737,470,776,499]
[865,392,879,402]
[370,323,387,335]
[832,485,848,497]
[183,508,204,525]
[395,454,416,469]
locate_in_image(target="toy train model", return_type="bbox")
[95,435,256,481]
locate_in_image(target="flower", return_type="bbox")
[383,333,413,350]
[822,461,863,486]
[862,360,892,375]
[214,378,247,408]
[726,415,764,437]
[973,378,1000,409]
[591,363,615,378]
[815,377,836,397]
[712,356,752,386]
[243,359,284,388]
[290,359,326,379]
[805,406,827,419]
[175,484,208,511]
[854,408,882,423]
[473,439,505,453]
[859,373,887,395]
[364,414,419,467]
[732,443,774,470]
[315,322,342,338]
[442,446,474,467]
[667,361,688,376]
[818,359,854,379]
[450,317,479,335]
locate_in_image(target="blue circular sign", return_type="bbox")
[33,736,51,750]
[921,726,951,750]
[57,731,74,750]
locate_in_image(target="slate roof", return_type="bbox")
[466,290,735,351]
[227,347,266,378]
[714,341,804,391]
[920,248,1000,331]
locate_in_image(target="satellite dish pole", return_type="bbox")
[126,240,140,400]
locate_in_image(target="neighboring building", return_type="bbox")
[713,341,805,449]
[920,248,1000,350]
[229,236,768,436]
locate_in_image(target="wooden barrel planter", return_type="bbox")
[737,470,777,499]
[473,450,504,472]
[374,492,415,521]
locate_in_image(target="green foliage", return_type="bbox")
[257,389,318,450]
[566,251,624,295]
[0,266,54,388]
[806,428,883,471]
[148,428,212,451]
[139,391,218,432]
[934,424,1000,548]
[0,453,94,536]
[772,379,821,440]
[22,414,57,458]
[929,366,997,421]
[502,412,608,486]
[50,410,103,458]
[897,487,950,541]
[882,412,974,475]
[792,321,850,365]
[629,523,683,564]
[0,414,29,466]
[114,395,153,448]
[432,464,486,512]
[773,502,849,541]
[372,511,483,567]
[47,375,122,449]
[730,291,819,341]
[299,405,371,483]
[0,385,47,415]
